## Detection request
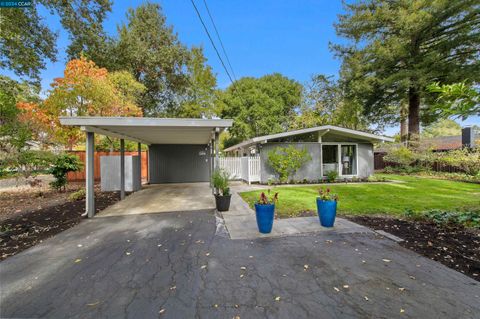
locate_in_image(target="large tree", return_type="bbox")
[218,73,302,147]
[333,0,480,143]
[0,0,112,83]
[291,74,368,131]
[179,47,218,118]
[113,3,191,116]
[23,57,144,149]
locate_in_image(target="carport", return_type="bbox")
[59,116,233,218]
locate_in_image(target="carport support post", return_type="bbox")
[137,142,142,187]
[120,139,125,200]
[86,131,95,218]
[214,129,219,170]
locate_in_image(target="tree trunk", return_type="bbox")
[408,86,420,147]
[400,103,408,144]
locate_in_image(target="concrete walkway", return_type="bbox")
[223,183,371,239]
[99,182,214,217]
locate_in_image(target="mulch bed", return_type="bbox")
[0,191,122,261]
[346,215,480,282]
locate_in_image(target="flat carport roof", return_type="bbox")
[59,116,233,145]
[59,116,233,218]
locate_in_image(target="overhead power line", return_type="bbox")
[201,0,237,82]
[189,0,246,105]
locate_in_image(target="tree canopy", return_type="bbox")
[0,0,112,83]
[21,57,144,149]
[333,0,480,142]
[422,119,461,138]
[218,73,302,147]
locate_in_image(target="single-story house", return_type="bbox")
[59,116,233,217]
[223,125,394,183]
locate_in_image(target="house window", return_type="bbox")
[322,145,338,176]
[341,145,357,175]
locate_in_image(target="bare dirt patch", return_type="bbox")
[346,215,480,282]
[0,186,123,260]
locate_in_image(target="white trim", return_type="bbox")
[321,142,359,178]
[224,125,393,152]
[60,116,233,128]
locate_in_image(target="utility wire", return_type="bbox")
[189,0,246,105]
[201,0,237,81]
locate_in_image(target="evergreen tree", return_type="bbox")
[333,0,480,143]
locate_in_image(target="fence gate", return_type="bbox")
[219,156,260,184]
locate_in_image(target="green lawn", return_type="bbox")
[239,174,480,218]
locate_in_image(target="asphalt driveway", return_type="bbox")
[1,211,479,318]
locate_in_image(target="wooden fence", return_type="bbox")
[67,151,149,182]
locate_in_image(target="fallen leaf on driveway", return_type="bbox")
[382,259,391,263]
[74,258,82,263]
[86,301,99,306]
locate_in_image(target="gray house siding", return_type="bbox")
[357,143,374,178]
[148,144,210,183]
[259,142,374,183]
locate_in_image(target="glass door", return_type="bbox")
[322,145,338,176]
[341,145,357,175]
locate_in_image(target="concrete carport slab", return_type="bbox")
[98,182,215,217]
[59,116,233,218]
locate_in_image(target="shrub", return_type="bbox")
[211,169,230,196]
[69,188,86,201]
[1,150,54,184]
[326,170,338,183]
[383,146,416,167]
[49,154,83,191]
[404,209,480,228]
[267,146,311,183]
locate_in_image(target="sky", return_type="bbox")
[13,0,480,135]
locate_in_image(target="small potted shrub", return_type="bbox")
[254,191,278,233]
[212,169,231,211]
[316,188,339,227]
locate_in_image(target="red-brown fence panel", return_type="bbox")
[66,151,148,182]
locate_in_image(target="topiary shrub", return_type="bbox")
[49,154,83,191]
[267,146,311,183]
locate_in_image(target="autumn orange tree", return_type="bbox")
[20,57,145,150]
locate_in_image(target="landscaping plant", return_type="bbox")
[256,190,279,205]
[326,170,338,183]
[49,154,83,191]
[211,168,230,196]
[318,188,339,201]
[267,146,311,183]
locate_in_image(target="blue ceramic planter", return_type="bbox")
[254,203,275,233]
[316,199,337,227]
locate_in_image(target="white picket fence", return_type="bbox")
[218,156,260,184]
